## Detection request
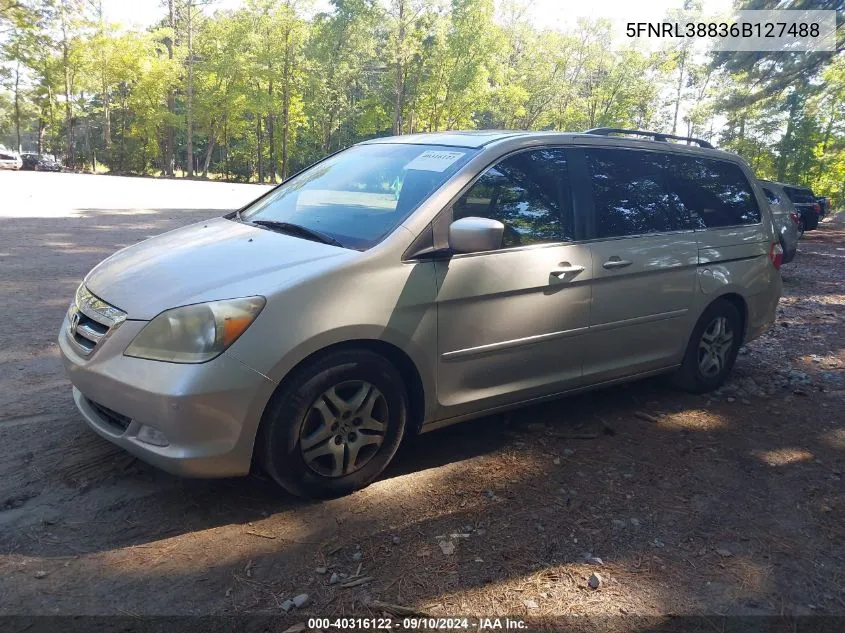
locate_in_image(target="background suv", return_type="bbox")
[60,129,783,498]
[778,182,823,236]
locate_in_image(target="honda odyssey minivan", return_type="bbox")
[59,129,783,498]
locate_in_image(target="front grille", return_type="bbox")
[67,285,126,357]
[87,399,132,432]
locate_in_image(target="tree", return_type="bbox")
[55,0,85,167]
[2,0,843,206]
[711,0,844,109]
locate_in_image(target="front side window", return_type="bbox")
[666,156,761,227]
[240,143,476,250]
[585,148,691,238]
[453,149,573,248]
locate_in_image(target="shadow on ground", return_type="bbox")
[0,210,843,626]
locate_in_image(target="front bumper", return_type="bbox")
[59,314,277,478]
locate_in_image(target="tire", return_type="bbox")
[671,299,743,393]
[796,217,805,239]
[256,349,408,498]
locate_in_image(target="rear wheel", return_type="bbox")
[796,216,805,238]
[257,349,408,498]
[672,299,742,393]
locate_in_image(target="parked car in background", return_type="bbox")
[778,183,823,236]
[20,152,62,172]
[760,180,800,264]
[59,128,783,498]
[0,146,22,170]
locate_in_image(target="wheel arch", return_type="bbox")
[256,339,427,443]
[711,292,748,343]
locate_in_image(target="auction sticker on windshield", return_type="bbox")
[405,150,466,172]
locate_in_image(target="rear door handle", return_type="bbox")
[550,264,585,278]
[602,258,632,270]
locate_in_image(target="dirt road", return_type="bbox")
[1,172,843,629]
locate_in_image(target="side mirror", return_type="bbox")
[448,217,504,254]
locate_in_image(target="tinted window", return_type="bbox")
[783,186,816,204]
[667,157,760,227]
[453,149,572,247]
[585,149,690,238]
[762,187,780,205]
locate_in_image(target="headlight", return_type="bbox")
[124,297,265,363]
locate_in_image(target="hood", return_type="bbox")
[85,217,353,319]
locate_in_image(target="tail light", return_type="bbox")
[790,212,800,224]
[813,203,822,215]
[769,242,783,270]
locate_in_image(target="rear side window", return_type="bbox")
[762,187,780,205]
[453,148,573,247]
[667,157,761,227]
[585,148,692,238]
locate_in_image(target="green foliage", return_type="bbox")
[0,0,842,207]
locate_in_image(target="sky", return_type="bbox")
[102,0,736,39]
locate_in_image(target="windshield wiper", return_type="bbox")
[250,220,344,248]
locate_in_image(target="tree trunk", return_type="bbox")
[118,87,127,172]
[201,123,216,178]
[671,48,686,135]
[281,100,289,180]
[281,23,291,180]
[37,119,45,154]
[96,0,111,169]
[59,1,75,168]
[14,60,22,152]
[256,117,264,183]
[777,93,799,182]
[223,121,229,181]
[267,79,275,182]
[186,0,194,177]
[392,0,406,135]
[163,0,175,176]
[83,112,94,171]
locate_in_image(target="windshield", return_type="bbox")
[239,143,475,250]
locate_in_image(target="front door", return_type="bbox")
[433,148,593,419]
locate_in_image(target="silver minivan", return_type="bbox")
[759,180,800,264]
[59,129,783,498]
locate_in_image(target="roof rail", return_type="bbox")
[584,127,714,149]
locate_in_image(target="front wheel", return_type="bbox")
[256,349,408,498]
[671,299,742,393]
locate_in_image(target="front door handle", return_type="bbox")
[602,258,633,270]
[550,264,585,278]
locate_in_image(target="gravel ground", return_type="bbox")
[0,172,843,630]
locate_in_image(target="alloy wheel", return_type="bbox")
[299,380,388,478]
[698,316,734,378]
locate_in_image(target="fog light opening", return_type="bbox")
[137,424,169,447]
